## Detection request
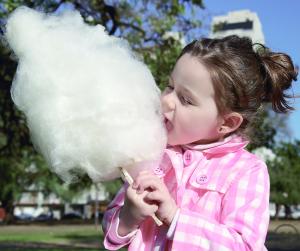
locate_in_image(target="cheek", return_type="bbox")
[182,109,220,135]
[201,102,220,125]
[203,109,220,123]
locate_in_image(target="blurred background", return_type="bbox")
[0,1,299,250]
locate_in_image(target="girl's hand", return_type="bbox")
[133,171,178,225]
[118,184,158,236]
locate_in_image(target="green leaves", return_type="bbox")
[268,141,300,205]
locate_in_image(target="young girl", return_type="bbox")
[102,35,297,250]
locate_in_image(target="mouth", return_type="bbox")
[164,117,173,132]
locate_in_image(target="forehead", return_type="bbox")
[170,53,215,97]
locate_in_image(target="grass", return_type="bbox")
[0,223,108,251]
[0,225,99,242]
[1,220,300,250]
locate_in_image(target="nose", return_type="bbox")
[161,91,176,112]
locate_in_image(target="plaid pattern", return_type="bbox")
[103,135,270,250]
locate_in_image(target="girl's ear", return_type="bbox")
[218,112,243,135]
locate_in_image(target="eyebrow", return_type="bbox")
[169,76,198,100]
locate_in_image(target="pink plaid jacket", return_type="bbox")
[102,135,270,250]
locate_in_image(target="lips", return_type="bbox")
[164,117,173,132]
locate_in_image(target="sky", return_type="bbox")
[200,0,300,141]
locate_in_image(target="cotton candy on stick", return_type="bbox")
[5,6,167,189]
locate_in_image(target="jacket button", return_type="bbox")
[153,166,164,176]
[196,174,208,184]
[183,150,193,166]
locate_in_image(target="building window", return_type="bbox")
[213,20,253,33]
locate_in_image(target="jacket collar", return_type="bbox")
[160,135,248,179]
[181,134,248,156]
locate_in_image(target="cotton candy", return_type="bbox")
[5,6,167,182]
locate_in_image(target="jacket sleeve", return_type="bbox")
[102,183,138,250]
[172,161,270,251]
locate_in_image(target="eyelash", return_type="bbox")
[179,95,193,105]
[165,85,174,91]
[165,85,193,105]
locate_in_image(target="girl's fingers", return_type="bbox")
[149,203,159,212]
[125,187,159,217]
[145,190,164,203]
[131,171,151,189]
[133,171,155,187]
[133,172,162,193]
[135,176,162,194]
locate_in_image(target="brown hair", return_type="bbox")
[178,35,298,138]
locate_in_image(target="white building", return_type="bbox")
[210,10,265,44]
[13,183,109,220]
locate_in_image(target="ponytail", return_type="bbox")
[259,50,298,113]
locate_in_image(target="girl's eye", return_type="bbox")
[179,95,193,105]
[165,85,174,91]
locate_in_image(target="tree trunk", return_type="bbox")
[284,204,291,219]
[2,194,15,224]
[274,203,280,220]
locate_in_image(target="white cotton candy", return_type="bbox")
[5,6,167,182]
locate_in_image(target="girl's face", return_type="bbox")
[161,53,224,146]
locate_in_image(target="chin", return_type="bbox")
[167,138,189,146]
[166,138,179,146]
[166,140,176,146]
[167,133,198,146]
